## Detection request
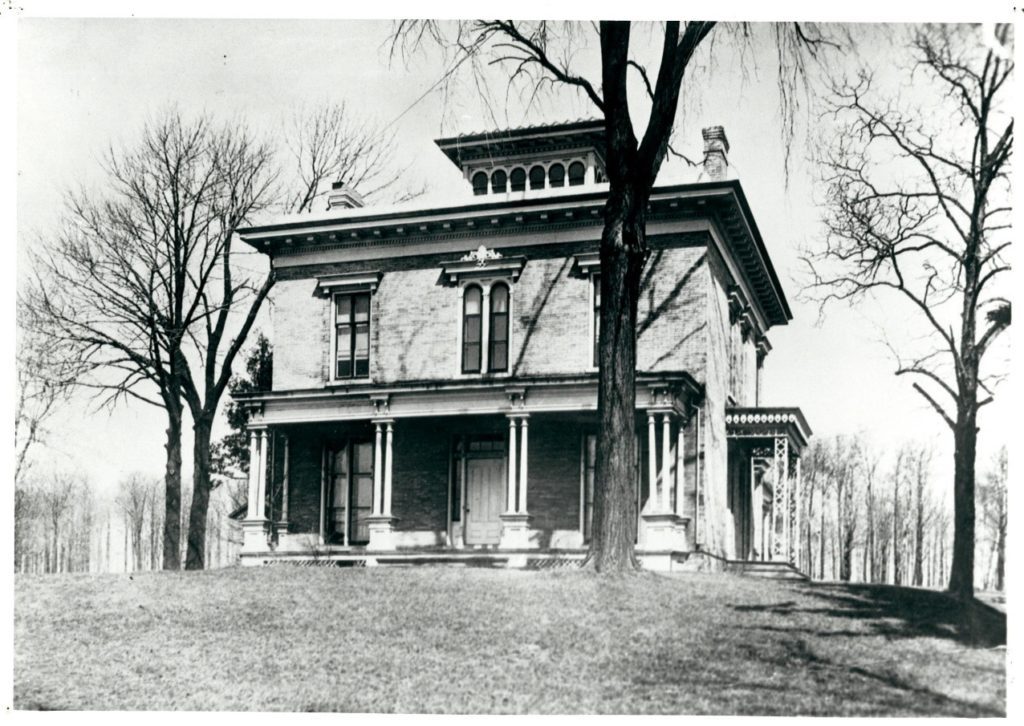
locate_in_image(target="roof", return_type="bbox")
[434,118,607,168]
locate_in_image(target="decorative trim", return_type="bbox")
[573,250,601,275]
[442,248,526,283]
[316,270,382,297]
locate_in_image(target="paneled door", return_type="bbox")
[464,458,504,545]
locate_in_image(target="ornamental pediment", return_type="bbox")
[441,246,526,283]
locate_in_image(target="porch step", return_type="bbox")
[725,560,809,581]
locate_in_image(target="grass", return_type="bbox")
[14,566,1005,714]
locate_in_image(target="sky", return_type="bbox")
[8,7,1017,501]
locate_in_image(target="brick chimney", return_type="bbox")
[701,126,730,181]
[326,181,364,211]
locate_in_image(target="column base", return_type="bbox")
[367,515,399,551]
[241,519,271,553]
[639,513,687,551]
[499,513,533,550]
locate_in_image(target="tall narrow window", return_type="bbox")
[568,161,586,186]
[549,163,565,188]
[488,283,509,372]
[592,274,601,368]
[582,433,597,542]
[509,168,527,192]
[327,440,374,545]
[335,292,371,379]
[472,171,488,196]
[491,170,507,194]
[462,285,483,373]
[529,165,546,190]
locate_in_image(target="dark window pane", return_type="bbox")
[529,165,546,190]
[490,284,508,313]
[549,163,565,188]
[490,342,507,371]
[463,343,481,373]
[464,286,482,315]
[491,169,507,194]
[472,171,488,196]
[509,167,526,192]
[568,161,586,186]
[336,295,352,318]
[337,359,352,378]
[491,315,507,340]
[355,357,369,377]
[353,293,370,321]
[464,316,481,343]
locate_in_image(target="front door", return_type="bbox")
[464,458,504,545]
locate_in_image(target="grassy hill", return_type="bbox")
[14,566,1005,714]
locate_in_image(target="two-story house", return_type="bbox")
[234,119,811,571]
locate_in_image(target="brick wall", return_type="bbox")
[269,234,710,390]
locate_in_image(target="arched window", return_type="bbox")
[462,286,483,373]
[548,163,565,188]
[472,171,488,196]
[488,283,509,373]
[491,169,507,194]
[529,165,546,190]
[509,168,527,192]
[568,161,586,186]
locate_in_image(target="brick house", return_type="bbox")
[234,119,811,571]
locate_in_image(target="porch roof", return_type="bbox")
[725,407,812,453]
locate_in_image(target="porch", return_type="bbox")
[236,374,704,570]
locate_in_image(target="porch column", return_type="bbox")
[507,417,518,513]
[256,430,269,519]
[372,421,384,516]
[792,455,801,567]
[751,465,763,561]
[383,422,394,517]
[280,434,290,525]
[517,417,528,513]
[772,436,789,562]
[661,413,672,513]
[647,413,657,510]
[246,431,260,519]
[675,426,685,518]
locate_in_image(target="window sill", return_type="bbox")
[327,378,374,388]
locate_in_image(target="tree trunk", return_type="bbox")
[995,516,1005,592]
[585,185,646,573]
[913,467,925,587]
[162,408,183,570]
[185,416,214,570]
[948,404,978,600]
[818,489,826,580]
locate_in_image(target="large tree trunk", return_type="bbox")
[948,403,978,600]
[585,185,646,573]
[185,416,214,570]
[162,407,183,570]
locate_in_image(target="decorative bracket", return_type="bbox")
[504,386,527,409]
[369,393,390,416]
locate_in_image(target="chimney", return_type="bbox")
[701,126,730,181]
[326,181,365,211]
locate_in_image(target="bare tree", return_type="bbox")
[117,473,154,572]
[910,444,933,587]
[978,445,1007,591]
[806,25,1012,599]
[391,20,839,571]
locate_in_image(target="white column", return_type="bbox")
[246,431,259,519]
[661,413,672,513]
[507,417,518,513]
[675,426,685,518]
[373,422,383,516]
[256,430,269,519]
[518,417,528,513]
[384,422,394,517]
[647,413,657,511]
[281,435,290,523]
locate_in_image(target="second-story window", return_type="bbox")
[509,168,526,192]
[568,161,586,186]
[472,171,488,196]
[462,285,483,373]
[335,292,370,379]
[489,283,509,372]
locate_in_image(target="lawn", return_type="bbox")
[14,566,1005,714]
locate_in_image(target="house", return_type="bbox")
[233,119,811,571]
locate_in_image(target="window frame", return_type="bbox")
[455,278,515,378]
[331,290,372,382]
[461,284,484,374]
[324,439,374,546]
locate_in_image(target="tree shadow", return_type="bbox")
[731,581,1006,647]
[511,257,571,376]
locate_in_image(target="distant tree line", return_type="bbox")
[799,436,1006,592]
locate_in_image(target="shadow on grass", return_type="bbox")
[731,581,1006,646]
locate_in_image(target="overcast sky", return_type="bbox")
[9,5,1015,499]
